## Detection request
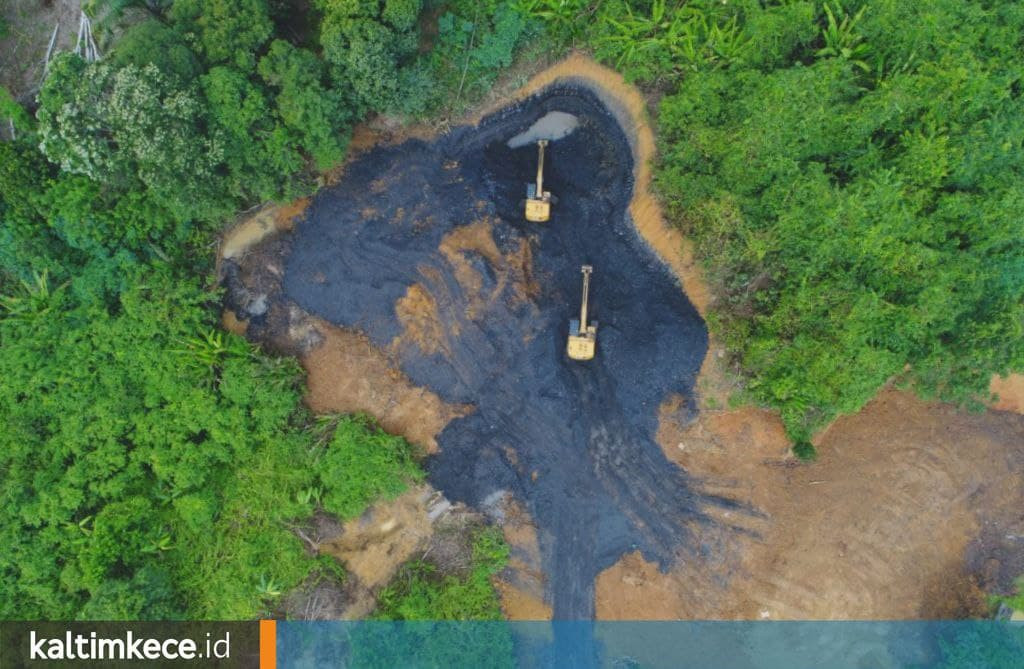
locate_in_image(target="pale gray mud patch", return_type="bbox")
[507,111,580,148]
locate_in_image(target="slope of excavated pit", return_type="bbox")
[280,85,736,618]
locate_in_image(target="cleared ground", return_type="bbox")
[275,86,725,619]
[598,389,1024,620]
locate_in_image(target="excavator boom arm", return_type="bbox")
[579,265,592,327]
[535,140,547,196]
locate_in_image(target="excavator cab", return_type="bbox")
[524,140,552,222]
[567,265,598,361]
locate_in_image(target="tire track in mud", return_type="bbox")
[281,86,740,618]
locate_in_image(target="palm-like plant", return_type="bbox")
[257,575,282,599]
[512,0,591,44]
[143,534,175,554]
[593,0,750,76]
[816,2,871,71]
[0,270,68,321]
[174,329,250,370]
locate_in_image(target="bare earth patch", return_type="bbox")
[990,373,1024,414]
[493,497,553,621]
[598,390,1024,619]
[220,198,310,261]
[304,319,468,454]
[281,485,479,619]
[1,0,81,106]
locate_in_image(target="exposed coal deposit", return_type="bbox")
[282,86,730,618]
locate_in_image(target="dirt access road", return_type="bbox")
[222,55,1024,621]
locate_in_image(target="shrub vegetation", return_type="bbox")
[375,526,510,620]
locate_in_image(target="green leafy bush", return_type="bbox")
[314,416,424,519]
[653,0,1024,440]
[427,0,534,110]
[998,576,1024,614]
[0,142,72,279]
[0,265,423,619]
[792,442,817,462]
[0,86,34,135]
[375,526,509,620]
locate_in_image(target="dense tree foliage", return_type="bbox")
[108,19,202,82]
[0,262,427,619]
[427,0,534,107]
[316,0,424,113]
[169,0,274,72]
[257,39,350,170]
[523,0,1024,445]
[39,56,229,222]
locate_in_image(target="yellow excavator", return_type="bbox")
[524,140,553,222]
[567,265,598,360]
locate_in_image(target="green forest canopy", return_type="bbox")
[1,0,1022,620]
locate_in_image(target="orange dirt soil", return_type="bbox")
[288,485,478,619]
[392,219,539,357]
[597,390,1024,619]
[303,318,468,454]
[319,485,439,592]
[393,282,449,357]
[220,198,310,262]
[990,373,1024,414]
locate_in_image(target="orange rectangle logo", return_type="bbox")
[259,619,276,669]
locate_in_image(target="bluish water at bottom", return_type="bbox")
[277,620,1024,669]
